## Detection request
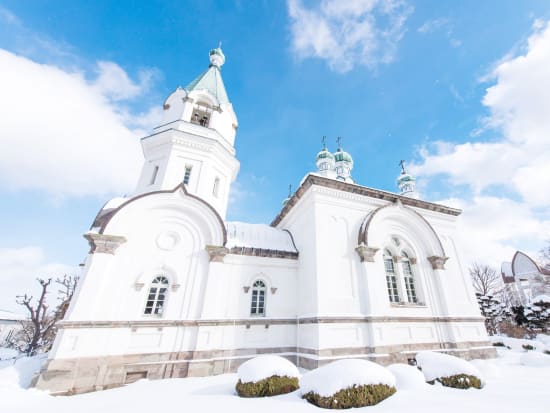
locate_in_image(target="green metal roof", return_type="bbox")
[316,149,335,161]
[185,65,229,105]
[334,148,353,163]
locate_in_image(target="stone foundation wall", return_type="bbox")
[34,341,495,395]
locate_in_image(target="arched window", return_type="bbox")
[384,249,400,303]
[250,280,266,316]
[401,252,417,303]
[144,276,169,315]
[190,101,213,127]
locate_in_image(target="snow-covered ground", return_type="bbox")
[1,340,549,413]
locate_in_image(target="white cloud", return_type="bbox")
[287,0,412,72]
[417,18,449,34]
[417,17,461,48]
[0,246,76,314]
[413,20,550,266]
[0,49,163,198]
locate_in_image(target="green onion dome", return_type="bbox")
[397,172,416,183]
[316,147,335,161]
[334,147,353,163]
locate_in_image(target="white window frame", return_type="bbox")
[250,279,267,317]
[383,249,400,303]
[213,177,220,197]
[401,252,418,303]
[149,165,159,185]
[143,276,169,316]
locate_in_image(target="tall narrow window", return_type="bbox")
[183,166,192,185]
[384,250,400,303]
[401,252,417,303]
[213,177,220,197]
[144,276,169,315]
[149,165,159,185]
[250,280,266,316]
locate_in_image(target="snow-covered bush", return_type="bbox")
[387,363,427,390]
[300,359,396,409]
[415,351,484,389]
[235,355,299,397]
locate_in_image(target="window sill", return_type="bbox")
[390,302,427,308]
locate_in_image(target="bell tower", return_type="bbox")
[134,46,239,219]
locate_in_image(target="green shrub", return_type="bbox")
[302,384,396,409]
[437,374,483,389]
[522,344,535,351]
[236,375,299,397]
[492,342,505,347]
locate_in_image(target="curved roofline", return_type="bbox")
[97,184,227,245]
[357,202,446,256]
[511,250,543,277]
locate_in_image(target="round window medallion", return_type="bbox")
[156,231,180,251]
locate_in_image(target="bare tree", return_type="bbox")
[54,274,79,320]
[5,275,79,356]
[469,263,503,296]
[15,278,57,356]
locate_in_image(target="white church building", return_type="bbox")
[36,47,495,394]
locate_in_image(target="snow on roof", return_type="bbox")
[225,221,297,252]
[0,310,26,321]
[415,351,483,383]
[237,355,299,383]
[300,359,395,397]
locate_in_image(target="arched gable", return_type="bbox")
[512,251,541,278]
[358,201,446,258]
[99,183,226,247]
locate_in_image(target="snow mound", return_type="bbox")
[237,355,299,383]
[531,295,550,304]
[0,348,18,360]
[0,354,46,389]
[520,351,550,367]
[415,351,483,383]
[387,364,427,390]
[300,359,395,397]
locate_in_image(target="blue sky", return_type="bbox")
[1,0,550,312]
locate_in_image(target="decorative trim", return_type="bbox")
[163,103,170,110]
[205,245,229,262]
[357,203,447,258]
[243,286,250,293]
[409,257,417,265]
[355,244,379,262]
[271,174,461,227]
[83,233,127,255]
[94,184,227,246]
[392,255,402,263]
[58,315,486,329]
[270,287,278,294]
[427,256,449,270]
